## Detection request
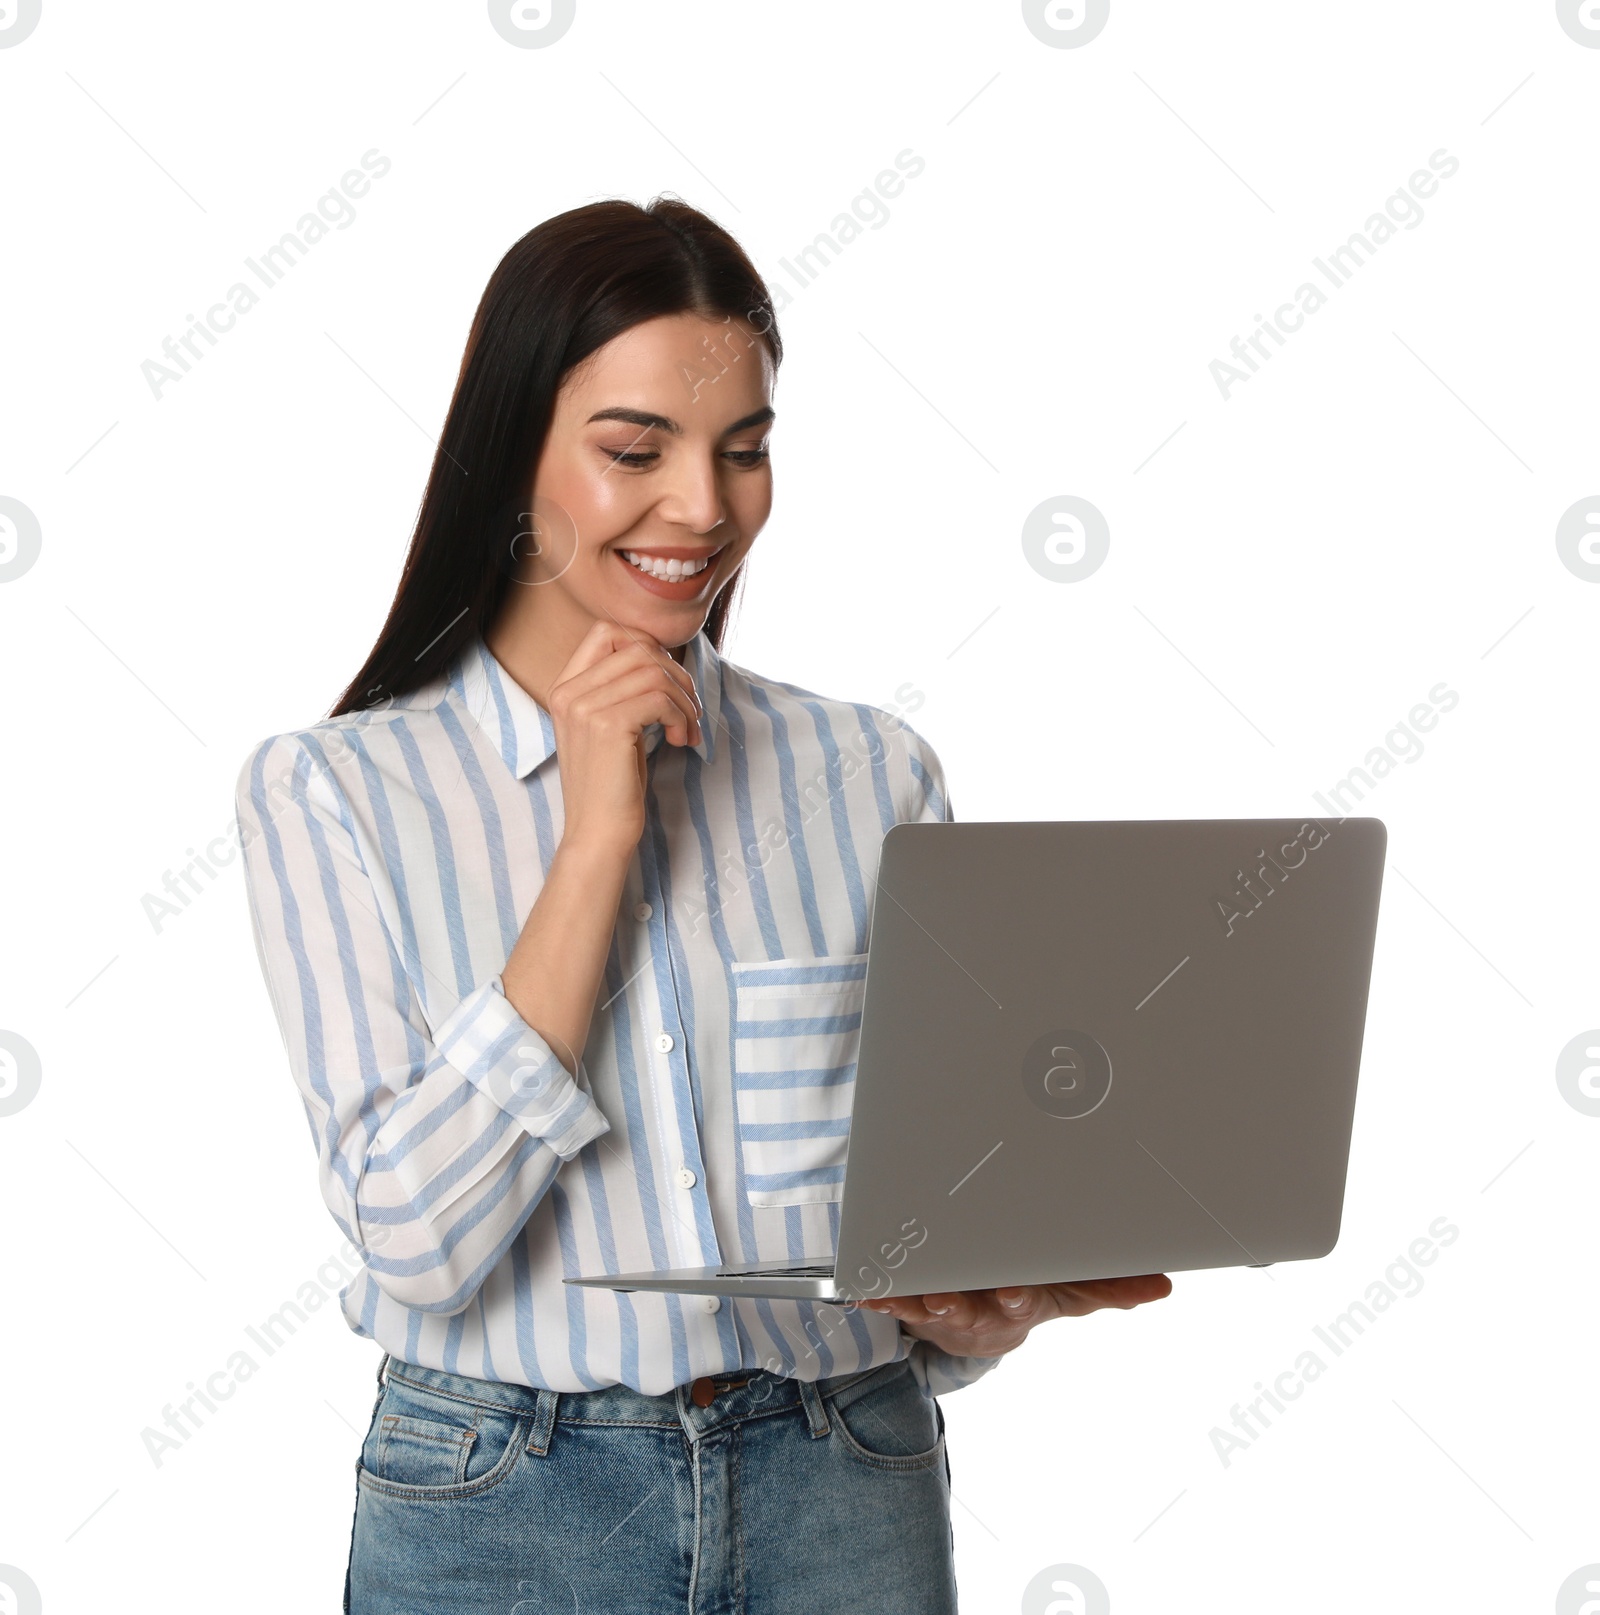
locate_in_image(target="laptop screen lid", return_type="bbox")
[832,817,1386,1303]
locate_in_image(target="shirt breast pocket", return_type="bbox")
[729,954,868,1209]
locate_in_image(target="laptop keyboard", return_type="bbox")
[717,1263,834,1278]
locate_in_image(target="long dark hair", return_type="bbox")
[330,197,782,717]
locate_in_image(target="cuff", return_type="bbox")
[433,977,611,1161]
[904,1338,1005,1399]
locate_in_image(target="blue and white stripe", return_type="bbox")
[236,631,999,1398]
[730,955,866,1206]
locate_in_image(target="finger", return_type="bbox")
[1087,1274,1171,1306]
[611,689,702,748]
[553,637,675,703]
[1123,1273,1173,1303]
[864,1293,953,1327]
[1044,1283,1116,1318]
[558,661,702,745]
[651,642,703,715]
[919,1291,981,1331]
[632,653,701,743]
[603,631,702,717]
[555,626,700,723]
[1047,1274,1171,1316]
[584,660,700,728]
[571,641,702,734]
[614,667,701,746]
[993,1285,1048,1325]
[556,619,639,683]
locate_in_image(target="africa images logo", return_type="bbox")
[0,0,42,47]
[0,1566,42,1615]
[1556,496,1600,581]
[0,1032,42,1118]
[1556,0,1600,46]
[1022,496,1111,583]
[488,0,576,48]
[1023,1029,1113,1119]
[1021,1563,1111,1615]
[0,496,41,583]
[1022,0,1111,49]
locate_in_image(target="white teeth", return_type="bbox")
[622,550,713,582]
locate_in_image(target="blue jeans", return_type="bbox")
[345,1353,959,1613]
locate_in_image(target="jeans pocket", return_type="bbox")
[377,1411,474,1487]
[825,1361,946,1472]
[730,954,867,1208]
[359,1374,525,1499]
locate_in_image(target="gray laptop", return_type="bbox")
[567,817,1386,1305]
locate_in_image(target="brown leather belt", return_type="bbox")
[689,1374,751,1408]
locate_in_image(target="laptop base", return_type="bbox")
[566,1266,849,1302]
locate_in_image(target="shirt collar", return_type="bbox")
[676,630,723,767]
[453,631,721,781]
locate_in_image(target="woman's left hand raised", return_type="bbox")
[860,1274,1173,1359]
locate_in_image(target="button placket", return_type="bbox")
[634,860,719,1273]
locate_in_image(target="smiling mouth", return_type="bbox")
[620,547,722,583]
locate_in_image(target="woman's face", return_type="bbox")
[518,310,775,653]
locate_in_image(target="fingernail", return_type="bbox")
[928,1304,952,1316]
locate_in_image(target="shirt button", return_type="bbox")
[676,1167,697,1189]
[655,1032,675,1053]
[701,1295,721,1314]
[633,902,653,921]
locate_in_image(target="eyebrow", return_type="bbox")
[586,405,775,437]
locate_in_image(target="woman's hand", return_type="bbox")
[859,1274,1173,1359]
[498,621,702,1069]
[545,621,703,856]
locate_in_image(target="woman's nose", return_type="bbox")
[659,455,727,535]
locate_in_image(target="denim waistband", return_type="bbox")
[376,1352,908,1446]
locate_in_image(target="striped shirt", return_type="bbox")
[235,630,1001,1398]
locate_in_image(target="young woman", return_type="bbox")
[236,197,1170,1612]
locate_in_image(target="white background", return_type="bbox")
[1,2,1596,1611]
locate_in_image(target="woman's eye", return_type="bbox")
[599,445,769,469]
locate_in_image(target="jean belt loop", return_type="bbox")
[376,1352,390,1389]
[796,1376,831,1440]
[525,1387,560,1457]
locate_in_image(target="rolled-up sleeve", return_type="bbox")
[235,731,609,1316]
[431,976,611,1160]
[906,1342,1005,1399]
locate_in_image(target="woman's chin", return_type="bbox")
[601,597,711,651]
